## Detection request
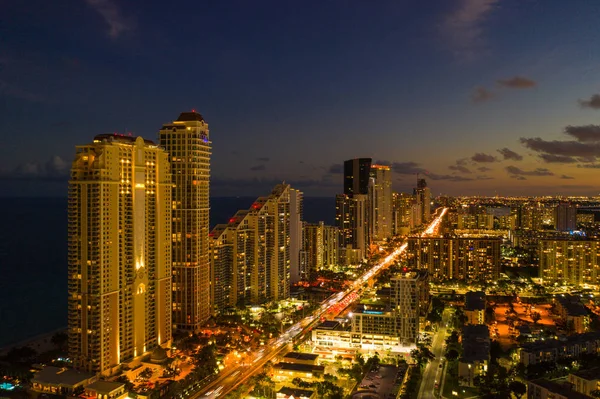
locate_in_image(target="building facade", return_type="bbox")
[159,111,211,330]
[414,178,431,225]
[406,236,500,282]
[335,193,369,262]
[344,158,372,196]
[539,239,600,287]
[68,134,172,374]
[210,184,298,311]
[369,165,393,242]
[302,222,339,278]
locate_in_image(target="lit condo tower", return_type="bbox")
[369,164,393,241]
[68,134,172,374]
[159,111,211,330]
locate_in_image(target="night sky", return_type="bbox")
[2,0,600,197]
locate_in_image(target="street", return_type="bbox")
[418,308,452,399]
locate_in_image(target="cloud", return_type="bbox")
[578,94,600,109]
[477,166,492,172]
[0,79,45,102]
[496,76,536,89]
[577,163,600,169]
[539,154,578,163]
[442,0,499,59]
[471,152,497,163]
[505,165,554,177]
[249,164,266,171]
[513,176,527,181]
[328,164,343,174]
[520,137,600,157]
[256,157,270,162]
[390,162,426,175]
[0,155,69,181]
[560,175,575,180]
[497,148,523,161]
[85,0,133,39]
[427,173,473,182]
[564,125,600,142]
[448,158,471,173]
[471,87,494,103]
[374,160,392,167]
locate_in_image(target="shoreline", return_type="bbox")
[0,327,67,356]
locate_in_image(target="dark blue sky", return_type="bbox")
[3,0,600,197]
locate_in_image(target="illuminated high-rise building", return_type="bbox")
[406,235,500,282]
[539,239,600,286]
[414,178,431,225]
[159,111,211,330]
[302,222,339,278]
[68,134,172,374]
[392,192,416,235]
[210,184,298,310]
[344,158,372,196]
[554,203,577,232]
[289,188,303,284]
[369,165,393,241]
[335,193,369,263]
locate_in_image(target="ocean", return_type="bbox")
[0,196,334,347]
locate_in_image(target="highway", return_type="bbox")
[418,308,452,399]
[195,208,449,398]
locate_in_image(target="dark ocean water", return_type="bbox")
[0,197,334,347]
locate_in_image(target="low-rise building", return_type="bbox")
[352,364,407,399]
[555,295,590,334]
[464,291,486,325]
[276,387,316,399]
[568,368,600,396]
[311,321,408,357]
[85,381,128,399]
[519,332,600,366]
[273,362,325,382]
[458,325,490,387]
[528,378,591,399]
[282,352,319,365]
[31,367,96,395]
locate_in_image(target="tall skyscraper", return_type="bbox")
[68,134,172,374]
[302,222,339,278]
[390,271,430,346]
[392,192,417,234]
[554,203,577,232]
[414,178,431,225]
[289,188,303,284]
[369,165,393,241]
[210,184,298,311]
[159,111,211,330]
[344,158,372,196]
[335,193,369,263]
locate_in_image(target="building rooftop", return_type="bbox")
[277,387,315,398]
[354,364,405,399]
[521,331,600,352]
[32,367,95,387]
[461,325,490,363]
[315,320,342,330]
[529,379,591,399]
[85,381,125,394]
[570,367,600,381]
[93,133,155,146]
[176,111,204,122]
[283,352,319,362]
[274,362,325,373]
[465,291,486,311]
[556,294,589,317]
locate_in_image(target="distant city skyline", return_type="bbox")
[3,1,600,197]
